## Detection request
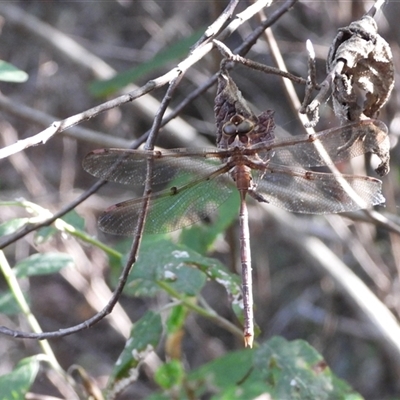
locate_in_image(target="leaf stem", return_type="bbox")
[156,280,244,340]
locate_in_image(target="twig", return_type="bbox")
[365,0,386,17]
[214,39,306,85]
[192,0,241,48]
[0,93,132,149]
[236,0,298,56]
[299,40,321,127]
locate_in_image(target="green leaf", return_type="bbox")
[254,337,364,400]
[62,210,86,230]
[192,252,242,320]
[0,291,21,315]
[110,236,243,323]
[0,60,28,82]
[0,356,40,400]
[179,190,240,254]
[108,311,162,388]
[154,360,185,390]
[148,337,364,400]
[0,218,29,237]
[89,30,203,97]
[14,253,74,278]
[123,237,210,297]
[188,349,257,399]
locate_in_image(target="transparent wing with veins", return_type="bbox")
[256,164,384,214]
[82,119,387,234]
[255,119,387,168]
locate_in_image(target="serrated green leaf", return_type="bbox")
[0,356,40,400]
[154,360,185,390]
[0,218,29,237]
[14,253,74,278]
[0,291,21,315]
[108,311,162,386]
[0,60,28,83]
[89,30,203,97]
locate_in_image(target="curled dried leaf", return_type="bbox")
[327,15,394,122]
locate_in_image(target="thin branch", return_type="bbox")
[0,93,132,149]
[214,39,306,84]
[192,0,241,48]
[236,0,298,56]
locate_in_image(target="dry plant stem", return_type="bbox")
[366,0,386,17]
[237,0,298,56]
[360,209,400,236]
[193,0,240,47]
[299,40,321,124]
[0,79,158,159]
[303,61,344,127]
[214,40,306,85]
[262,15,395,213]
[0,93,132,149]
[258,10,313,132]
[325,215,391,292]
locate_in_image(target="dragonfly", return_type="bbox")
[83,71,388,347]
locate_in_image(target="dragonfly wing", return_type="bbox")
[264,119,388,167]
[83,148,223,186]
[98,172,235,235]
[256,164,384,214]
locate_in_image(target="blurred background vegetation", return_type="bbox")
[0,1,400,399]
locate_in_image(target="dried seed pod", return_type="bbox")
[327,15,394,122]
[214,71,275,149]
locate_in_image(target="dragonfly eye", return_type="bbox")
[223,116,254,136]
[223,122,239,136]
[236,120,254,134]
